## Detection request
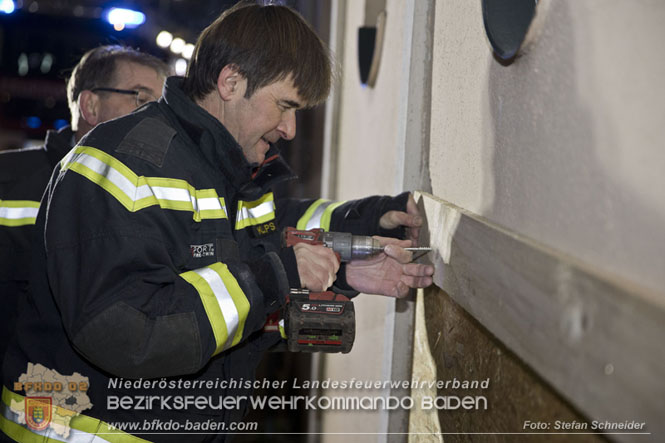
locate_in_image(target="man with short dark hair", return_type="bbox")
[0,45,168,368]
[1,5,432,442]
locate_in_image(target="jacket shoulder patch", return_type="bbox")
[116,117,176,167]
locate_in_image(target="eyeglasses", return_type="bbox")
[91,87,158,107]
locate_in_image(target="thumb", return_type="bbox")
[380,210,419,230]
[383,243,413,264]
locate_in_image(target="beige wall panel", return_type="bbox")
[322,0,413,440]
[430,0,665,293]
[430,1,494,215]
[333,0,409,198]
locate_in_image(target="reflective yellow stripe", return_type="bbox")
[278,319,287,339]
[319,201,346,231]
[180,263,250,355]
[0,386,150,443]
[60,146,227,222]
[0,200,39,227]
[296,199,346,231]
[235,192,275,230]
[296,199,326,230]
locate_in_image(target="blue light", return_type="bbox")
[26,116,42,129]
[105,7,146,29]
[0,0,15,14]
[53,119,68,130]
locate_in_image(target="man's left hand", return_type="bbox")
[379,193,422,245]
[345,237,434,298]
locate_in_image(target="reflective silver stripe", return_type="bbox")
[70,150,226,215]
[151,186,192,203]
[72,151,150,201]
[197,197,224,211]
[193,267,239,351]
[0,145,43,155]
[305,200,336,230]
[0,402,113,443]
[237,200,275,222]
[0,206,38,220]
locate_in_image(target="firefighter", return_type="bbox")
[1,4,432,443]
[0,45,168,367]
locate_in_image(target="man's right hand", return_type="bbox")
[293,243,340,292]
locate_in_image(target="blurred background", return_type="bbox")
[0,0,329,199]
[0,0,332,441]
[1,0,229,149]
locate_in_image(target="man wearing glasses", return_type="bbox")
[69,45,169,142]
[0,45,168,370]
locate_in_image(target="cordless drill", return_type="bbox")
[280,228,388,353]
[274,228,430,353]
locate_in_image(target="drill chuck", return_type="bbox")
[320,231,382,262]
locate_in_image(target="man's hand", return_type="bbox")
[294,243,340,292]
[345,237,434,298]
[379,193,422,245]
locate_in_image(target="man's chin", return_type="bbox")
[248,153,264,168]
[245,139,271,166]
[257,141,272,164]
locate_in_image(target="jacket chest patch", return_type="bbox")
[251,221,277,238]
[190,243,215,258]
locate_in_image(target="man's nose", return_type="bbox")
[277,110,296,141]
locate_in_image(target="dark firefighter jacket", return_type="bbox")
[0,126,74,364]
[0,77,409,443]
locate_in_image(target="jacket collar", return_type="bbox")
[251,145,298,191]
[44,126,75,168]
[161,77,295,199]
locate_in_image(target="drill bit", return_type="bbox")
[381,246,432,253]
[402,247,432,261]
[379,246,432,261]
[403,247,432,252]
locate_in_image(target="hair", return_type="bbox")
[66,45,170,118]
[182,2,331,107]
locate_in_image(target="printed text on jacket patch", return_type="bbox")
[190,243,215,258]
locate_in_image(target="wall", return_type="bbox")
[417,0,665,438]
[430,0,665,294]
[321,0,415,441]
[322,0,665,439]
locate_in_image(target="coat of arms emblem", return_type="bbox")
[25,397,52,431]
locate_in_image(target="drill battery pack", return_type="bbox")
[284,291,355,353]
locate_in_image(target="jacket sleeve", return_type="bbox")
[275,192,411,238]
[44,147,287,379]
[275,192,411,294]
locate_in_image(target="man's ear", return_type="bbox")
[78,90,101,127]
[217,65,245,101]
